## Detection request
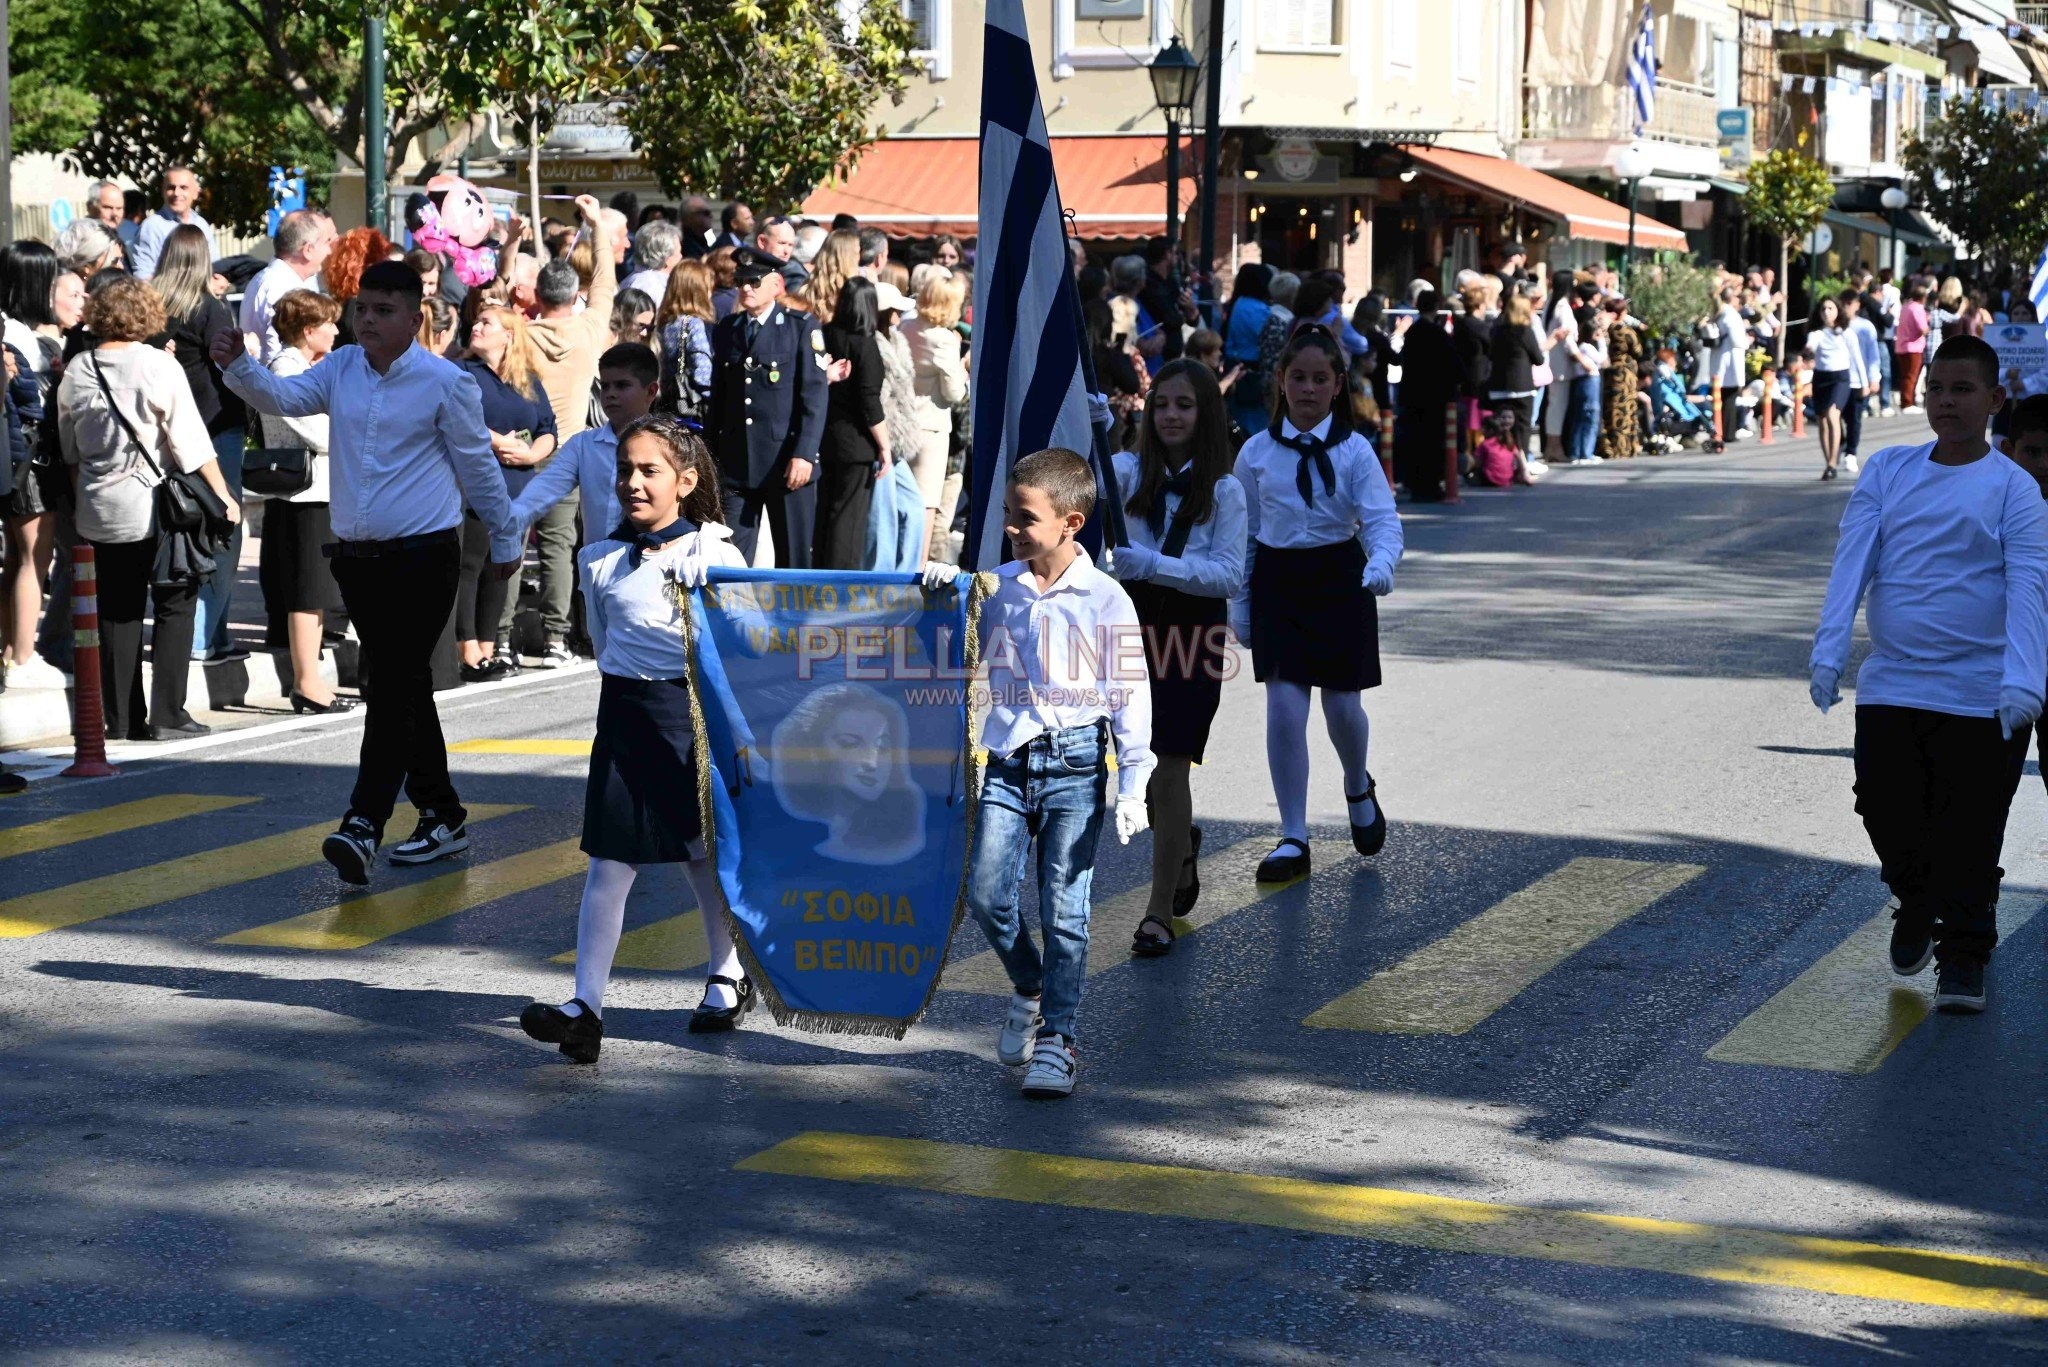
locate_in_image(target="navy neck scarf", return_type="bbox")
[615,517,693,569]
[1270,415,1343,507]
[1145,461,1196,540]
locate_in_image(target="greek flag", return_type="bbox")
[965,0,1099,570]
[2030,242,2048,318]
[1625,1,1658,134]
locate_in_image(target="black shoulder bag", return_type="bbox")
[91,354,232,585]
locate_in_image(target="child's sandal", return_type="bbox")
[1256,838,1312,884]
[1172,824,1203,916]
[1131,915,1176,958]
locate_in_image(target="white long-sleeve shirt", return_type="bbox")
[1110,451,1248,599]
[224,342,520,562]
[976,547,1156,799]
[132,208,216,279]
[580,520,746,680]
[1811,441,2048,717]
[1232,414,1403,583]
[240,258,322,365]
[1846,316,1884,389]
[1808,326,1857,373]
[256,348,331,504]
[510,421,620,535]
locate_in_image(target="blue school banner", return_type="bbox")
[684,568,991,1037]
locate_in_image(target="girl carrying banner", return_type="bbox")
[1229,324,1404,883]
[1110,360,1247,956]
[519,415,752,1063]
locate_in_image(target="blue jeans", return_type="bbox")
[191,428,244,657]
[1566,376,1601,461]
[965,723,1109,1042]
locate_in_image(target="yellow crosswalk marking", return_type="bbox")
[0,805,523,939]
[1706,893,2046,1073]
[1304,857,1704,1034]
[219,836,584,950]
[450,739,591,756]
[0,794,256,860]
[551,910,710,971]
[943,837,1349,996]
[738,1131,2048,1318]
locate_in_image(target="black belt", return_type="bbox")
[324,528,460,559]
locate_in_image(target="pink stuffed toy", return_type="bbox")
[413,174,499,287]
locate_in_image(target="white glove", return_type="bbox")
[1109,543,1158,581]
[1114,794,1149,845]
[921,560,958,591]
[657,543,711,589]
[1998,686,2041,740]
[1087,391,1113,430]
[1809,665,1841,715]
[1363,561,1395,596]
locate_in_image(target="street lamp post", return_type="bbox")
[1880,185,1909,276]
[1148,38,1201,294]
[1615,142,1654,293]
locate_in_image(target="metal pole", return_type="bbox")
[1625,177,1639,294]
[1165,112,1181,293]
[1198,0,1225,325]
[364,9,387,232]
[0,0,14,241]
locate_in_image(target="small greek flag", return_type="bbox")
[1625,2,1659,134]
[2029,242,2048,318]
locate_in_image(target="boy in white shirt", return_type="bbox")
[923,449,1155,1098]
[1810,335,2048,1013]
[1839,290,1884,474]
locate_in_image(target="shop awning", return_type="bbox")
[800,136,1198,239]
[1826,208,1946,250]
[1405,145,1690,251]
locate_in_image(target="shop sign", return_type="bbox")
[1272,138,1321,182]
[1717,108,1752,171]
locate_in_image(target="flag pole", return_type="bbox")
[1064,210,1130,552]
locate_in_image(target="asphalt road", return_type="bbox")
[4,418,2047,1365]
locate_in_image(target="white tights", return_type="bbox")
[567,856,742,1016]
[1265,682,1372,844]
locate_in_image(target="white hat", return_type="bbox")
[873,280,915,314]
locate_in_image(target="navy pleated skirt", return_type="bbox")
[582,674,704,864]
[1248,539,1381,691]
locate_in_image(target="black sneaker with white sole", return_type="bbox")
[1934,961,1987,1014]
[1889,913,1934,978]
[321,815,380,886]
[387,815,470,866]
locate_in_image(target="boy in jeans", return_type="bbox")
[925,449,1155,1097]
[1810,335,2048,1013]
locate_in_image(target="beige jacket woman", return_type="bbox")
[897,316,968,512]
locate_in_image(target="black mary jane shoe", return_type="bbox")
[520,998,604,1064]
[1172,824,1203,916]
[1255,838,1312,884]
[1131,915,1176,958]
[1349,779,1387,857]
[688,975,755,1034]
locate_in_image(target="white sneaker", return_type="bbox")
[1841,454,1860,475]
[3,654,69,690]
[1021,1035,1077,1098]
[998,993,1042,1066]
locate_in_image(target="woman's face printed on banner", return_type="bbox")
[771,683,927,866]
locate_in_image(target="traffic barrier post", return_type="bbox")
[1759,369,1775,445]
[60,543,118,778]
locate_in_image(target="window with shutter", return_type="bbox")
[1384,0,1416,73]
[1259,0,1336,48]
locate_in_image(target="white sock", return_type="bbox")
[1322,691,1374,825]
[685,857,741,1009]
[1265,682,1313,843]
[569,858,638,1017]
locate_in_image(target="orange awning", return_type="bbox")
[801,136,1197,239]
[1406,146,1691,252]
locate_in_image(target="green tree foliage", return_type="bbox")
[1902,95,2048,278]
[1626,253,1718,348]
[618,0,920,207]
[1742,150,1833,361]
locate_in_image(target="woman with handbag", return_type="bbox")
[55,273,237,740]
[254,290,354,714]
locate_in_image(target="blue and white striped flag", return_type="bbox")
[965,0,1102,570]
[1625,1,1658,134]
[2030,242,2048,318]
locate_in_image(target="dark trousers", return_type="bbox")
[455,514,508,644]
[1854,704,2029,966]
[1393,406,1447,502]
[723,474,816,569]
[329,532,464,835]
[92,535,198,739]
[813,455,875,570]
[1842,387,1864,454]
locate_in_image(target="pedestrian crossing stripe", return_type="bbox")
[941,837,1352,996]
[738,1131,2048,1318]
[1303,857,1704,1034]
[219,836,585,950]
[551,910,710,971]
[451,739,592,756]
[0,794,257,861]
[0,805,524,939]
[1706,893,2047,1073]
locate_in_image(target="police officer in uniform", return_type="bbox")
[706,247,829,567]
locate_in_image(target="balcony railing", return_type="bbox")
[1521,77,1721,148]
[2019,4,2048,26]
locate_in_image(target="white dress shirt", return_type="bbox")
[581,520,746,680]
[1233,414,1404,581]
[256,348,331,504]
[976,546,1157,799]
[1846,316,1884,390]
[241,258,321,365]
[1812,441,2048,716]
[1708,306,1751,388]
[132,208,216,279]
[1111,451,1248,599]
[620,268,671,302]
[223,342,521,562]
[1809,326,1856,373]
[510,421,621,535]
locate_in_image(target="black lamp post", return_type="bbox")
[1149,37,1200,289]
